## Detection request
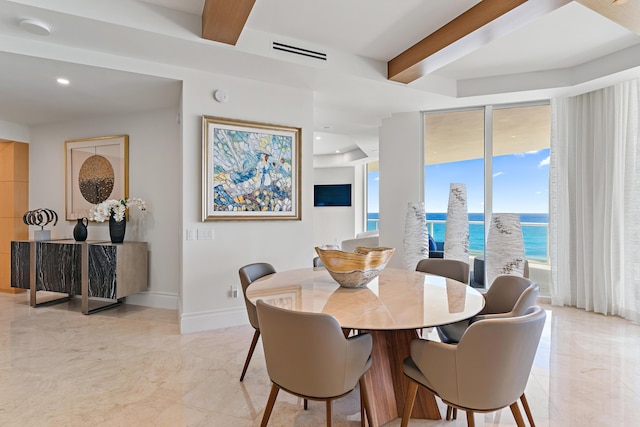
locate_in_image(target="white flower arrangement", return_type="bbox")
[89,197,147,222]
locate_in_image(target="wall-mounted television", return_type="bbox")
[314,184,352,207]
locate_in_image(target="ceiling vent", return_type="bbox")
[272,41,327,61]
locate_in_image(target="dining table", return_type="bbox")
[246,266,485,426]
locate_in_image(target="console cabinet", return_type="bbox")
[11,240,148,314]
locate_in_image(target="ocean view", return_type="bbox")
[367,213,549,261]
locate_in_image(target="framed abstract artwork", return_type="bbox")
[202,116,301,221]
[65,135,128,220]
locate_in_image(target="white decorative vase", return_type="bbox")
[403,202,429,270]
[444,183,469,264]
[486,213,526,287]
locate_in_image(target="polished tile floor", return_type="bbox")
[1,292,639,426]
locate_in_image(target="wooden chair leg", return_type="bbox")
[326,400,332,427]
[510,402,526,427]
[304,399,308,410]
[452,408,457,419]
[400,380,419,427]
[359,377,375,427]
[446,406,452,420]
[260,384,279,427]
[240,329,260,381]
[466,410,475,427]
[520,393,535,427]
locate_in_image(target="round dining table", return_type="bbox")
[246,266,485,426]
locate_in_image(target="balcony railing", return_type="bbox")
[366,217,549,264]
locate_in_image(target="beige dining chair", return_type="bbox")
[415,258,470,284]
[401,306,546,427]
[256,300,374,427]
[238,262,276,382]
[436,275,537,344]
[443,281,540,422]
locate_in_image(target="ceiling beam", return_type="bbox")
[577,0,640,34]
[388,0,576,84]
[201,0,256,45]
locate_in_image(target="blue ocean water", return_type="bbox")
[367,213,548,261]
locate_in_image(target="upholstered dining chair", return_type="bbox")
[238,262,276,382]
[256,300,374,427]
[436,275,537,345]
[401,306,546,427]
[441,280,540,423]
[415,258,470,284]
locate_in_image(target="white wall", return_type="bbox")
[6,43,315,334]
[313,166,357,247]
[379,112,424,269]
[28,108,181,309]
[0,120,29,143]
[179,70,314,333]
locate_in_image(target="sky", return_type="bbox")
[367,148,550,214]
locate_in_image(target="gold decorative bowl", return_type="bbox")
[314,246,395,288]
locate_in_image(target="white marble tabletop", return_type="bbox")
[246,267,485,330]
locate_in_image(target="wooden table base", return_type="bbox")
[363,329,441,426]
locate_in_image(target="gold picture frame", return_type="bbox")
[65,135,129,220]
[202,116,301,221]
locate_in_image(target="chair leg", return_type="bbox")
[400,380,419,427]
[304,398,308,410]
[240,329,260,381]
[466,410,475,427]
[359,377,375,427]
[326,400,332,427]
[510,402,526,427]
[260,384,280,427]
[446,405,452,420]
[452,408,457,419]
[520,393,535,427]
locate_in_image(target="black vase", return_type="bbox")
[108,214,126,244]
[73,217,88,242]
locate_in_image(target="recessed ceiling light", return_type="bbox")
[315,136,321,140]
[335,150,340,153]
[56,78,70,85]
[19,19,51,36]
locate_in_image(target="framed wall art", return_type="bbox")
[65,135,128,220]
[202,116,301,221]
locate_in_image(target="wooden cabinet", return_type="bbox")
[0,141,28,294]
[11,240,148,314]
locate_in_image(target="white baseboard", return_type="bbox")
[180,306,248,334]
[125,291,178,310]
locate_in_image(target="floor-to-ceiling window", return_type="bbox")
[366,161,379,231]
[424,108,485,257]
[424,103,550,294]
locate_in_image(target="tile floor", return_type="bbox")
[1,292,639,426]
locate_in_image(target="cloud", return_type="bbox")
[515,150,539,158]
[538,156,550,167]
[493,171,505,177]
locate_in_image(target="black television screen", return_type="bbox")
[314,184,352,207]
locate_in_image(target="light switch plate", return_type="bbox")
[197,229,213,240]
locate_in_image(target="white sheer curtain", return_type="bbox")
[550,79,640,321]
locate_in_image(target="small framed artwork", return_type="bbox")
[202,116,301,221]
[65,135,128,220]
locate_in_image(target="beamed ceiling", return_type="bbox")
[1,0,639,162]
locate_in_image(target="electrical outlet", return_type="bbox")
[186,229,195,240]
[230,285,239,298]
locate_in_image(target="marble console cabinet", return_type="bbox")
[11,240,148,314]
